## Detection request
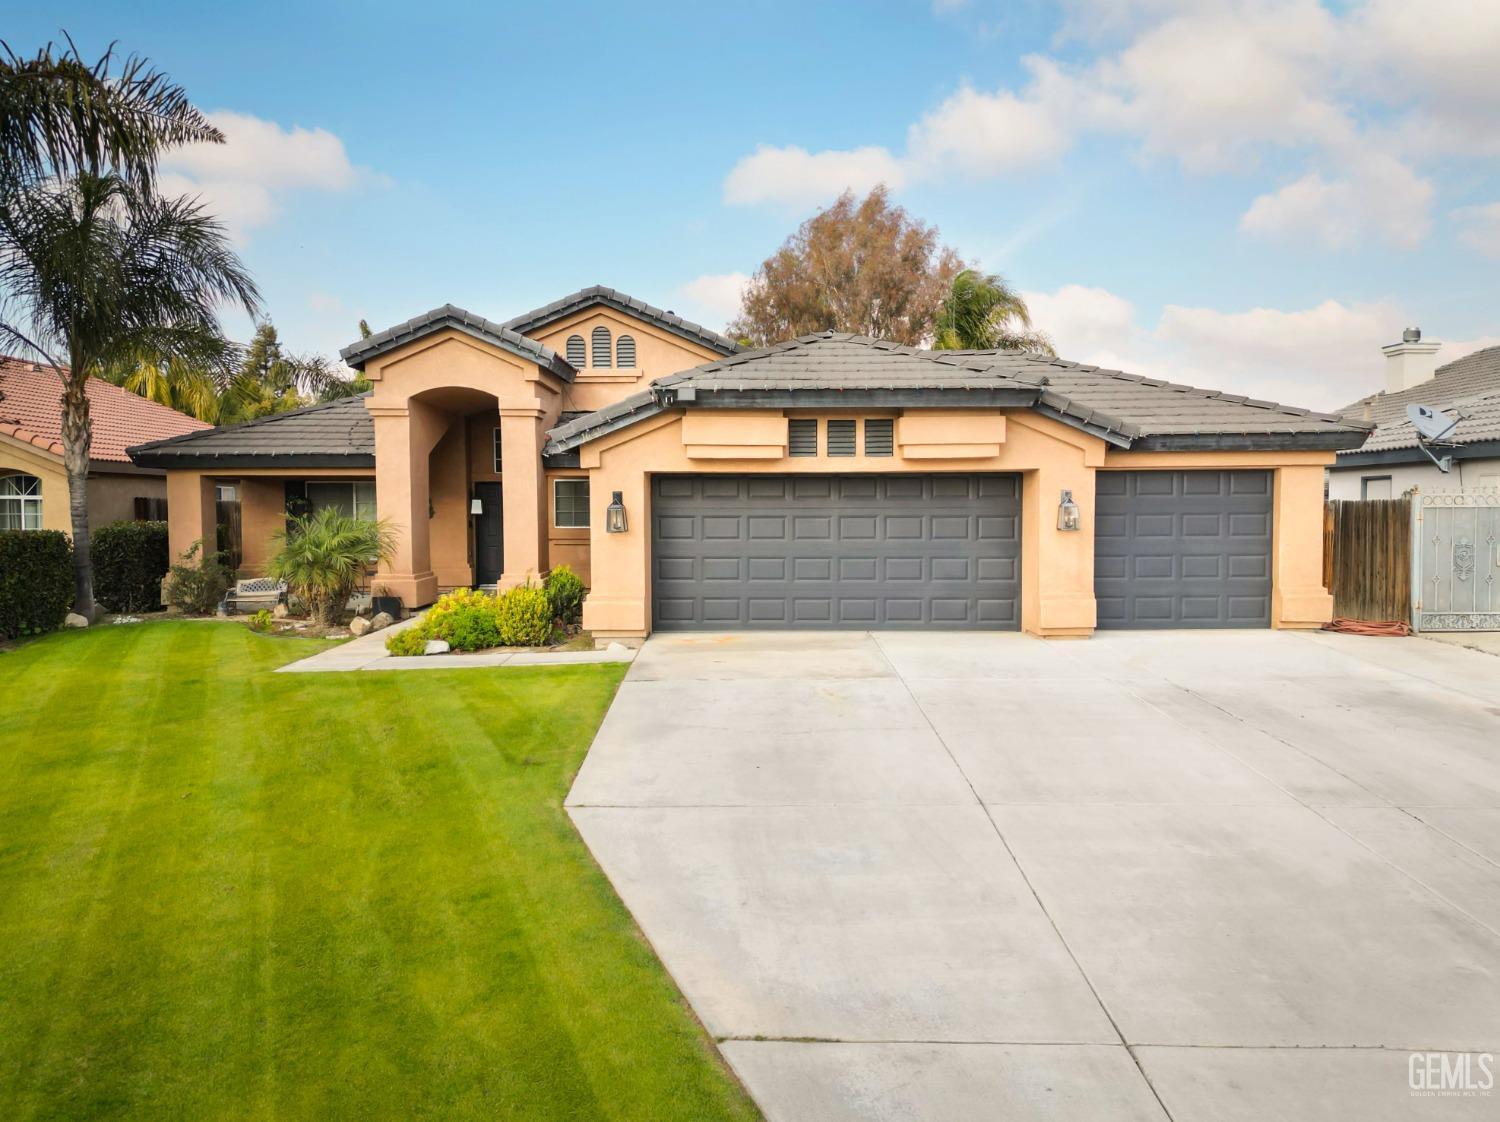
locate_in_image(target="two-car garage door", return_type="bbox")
[652,474,1021,630]
[649,470,1274,632]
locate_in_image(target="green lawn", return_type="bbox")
[0,621,758,1121]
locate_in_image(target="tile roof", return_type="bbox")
[503,285,742,356]
[129,394,375,468]
[546,332,1367,453]
[339,305,576,380]
[0,355,209,465]
[1338,345,1500,455]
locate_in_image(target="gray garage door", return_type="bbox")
[1094,470,1273,629]
[652,474,1021,630]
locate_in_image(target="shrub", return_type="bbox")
[164,539,233,615]
[384,627,427,656]
[496,582,553,646]
[247,608,273,633]
[0,530,74,639]
[267,508,397,627]
[420,587,502,651]
[545,564,585,626]
[91,520,169,612]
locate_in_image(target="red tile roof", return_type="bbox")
[0,355,209,464]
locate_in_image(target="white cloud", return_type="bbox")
[722,145,908,207]
[1239,151,1432,249]
[675,272,751,327]
[1018,283,1485,410]
[906,79,1072,176]
[1453,202,1500,259]
[159,111,368,240]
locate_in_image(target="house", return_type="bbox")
[1329,330,1500,500]
[1,355,210,533]
[129,285,1367,641]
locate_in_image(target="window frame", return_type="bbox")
[0,472,42,531]
[552,477,591,530]
[493,426,502,473]
[1360,475,1393,500]
[305,480,378,521]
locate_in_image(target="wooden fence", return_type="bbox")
[1323,497,1411,622]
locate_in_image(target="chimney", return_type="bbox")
[1382,326,1441,394]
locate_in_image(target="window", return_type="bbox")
[1361,475,1392,500]
[826,419,856,456]
[566,334,586,368]
[788,418,818,456]
[0,473,42,530]
[864,418,894,456]
[215,482,238,502]
[133,496,168,520]
[616,334,636,367]
[307,480,377,521]
[493,427,502,472]
[591,326,612,368]
[553,478,590,529]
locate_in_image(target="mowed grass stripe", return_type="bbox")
[0,622,758,1121]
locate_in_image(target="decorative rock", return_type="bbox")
[64,612,89,629]
[369,611,395,632]
[272,603,290,620]
[606,641,628,653]
[348,616,372,637]
[423,639,451,655]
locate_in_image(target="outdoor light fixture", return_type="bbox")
[1057,489,1081,531]
[605,491,628,533]
[469,497,483,515]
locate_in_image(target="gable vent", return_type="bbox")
[827,419,856,457]
[616,334,636,367]
[789,418,818,457]
[566,334,586,368]
[864,418,894,456]
[591,326,612,368]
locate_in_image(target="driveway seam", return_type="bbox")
[869,632,1179,1122]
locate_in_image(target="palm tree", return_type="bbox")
[933,268,1053,354]
[267,508,397,628]
[0,40,257,618]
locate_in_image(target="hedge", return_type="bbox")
[92,520,169,613]
[0,530,74,639]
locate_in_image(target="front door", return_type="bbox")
[474,482,504,585]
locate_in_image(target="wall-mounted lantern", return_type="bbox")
[470,497,483,516]
[1057,489,1081,531]
[606,491,628,534]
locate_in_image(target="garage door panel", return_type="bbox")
[1095,470,1272,630]
[652,473,1020,631]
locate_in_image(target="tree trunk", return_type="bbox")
[60,372,96,619]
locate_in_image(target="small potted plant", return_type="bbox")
[371,583,403,620]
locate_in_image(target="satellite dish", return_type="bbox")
[1407,403,1458,443]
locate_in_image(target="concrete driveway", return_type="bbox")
[567,630,1500,1120]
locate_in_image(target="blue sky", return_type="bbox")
[13,1,1500,408]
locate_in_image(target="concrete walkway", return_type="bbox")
[277,615,635,673]
[568,630,1500,1120]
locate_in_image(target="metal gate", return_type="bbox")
[1412,489,1500,631]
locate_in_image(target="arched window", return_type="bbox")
[566,334,586,368]
[0,472,42,530]
[591,326,612,368]
[616,334,636,368]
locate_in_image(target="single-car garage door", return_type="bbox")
[1094,470,1273,629]
[652,473,1020,630]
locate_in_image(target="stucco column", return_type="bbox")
[1272,464,1335,627]
[166,470,216,565]
[1022,462,1098,637]
[369,401,441,607]
[580,457,650,641]
[498,406,547,588]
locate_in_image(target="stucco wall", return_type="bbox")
[531,310,725,415]
[3,434,167,534]
[1,435,71,532]
[578,410,1335,641]
[1327,458,1500,500]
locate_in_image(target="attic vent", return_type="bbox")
[616,334,636,367]
[566,334,586,367]
[591,326,612,368]
[789,418,818,457]
[864,418,894,456]
[827,419,856,457]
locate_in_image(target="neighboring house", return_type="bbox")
[1330,331,1500,500]
[129,285,1366,641]
[0,355,210,534]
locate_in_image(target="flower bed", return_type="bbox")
[385,568,585,656]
